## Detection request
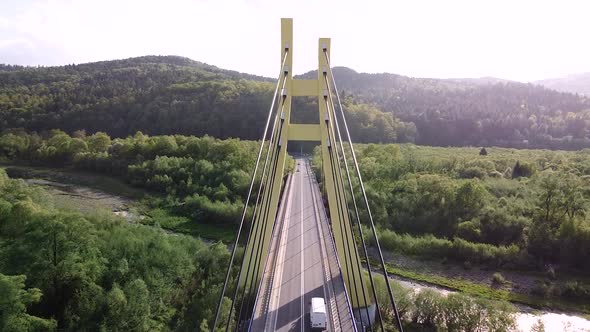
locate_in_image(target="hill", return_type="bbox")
[2,56,590,149]
[535,73,590,96]
[299,67,590,149]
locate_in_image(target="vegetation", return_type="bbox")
[368,273,517,331]
[0,57,407,145]
[0,130,527,330]
[4,55,590,330]
[0,129,274,239]
[0,168,234,331]
[300,67,590,149]
[313,143,590,310]
[4,56,590,149]
[377,261,590,316]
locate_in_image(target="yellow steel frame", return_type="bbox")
[240,18,368,310]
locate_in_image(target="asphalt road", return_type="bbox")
[279,158,325,331]
[251,157,355,332]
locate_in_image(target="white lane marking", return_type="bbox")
[309,161,338,332]
[300,161,305,332]
[267,174,295,331]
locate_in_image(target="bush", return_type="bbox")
[492,272,506,285]
[512,160,536,178]
[459,166,487,179]
[377,229,522,267]
[411,290,516,331]
[412,289,444,327]
[562,281,590,301]
[532,280,554,298]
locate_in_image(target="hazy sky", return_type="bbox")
[1,0,589,82]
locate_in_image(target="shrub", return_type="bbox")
[512,160,535,178]
[530,318,546,332]
[459,166,487,179]
[412,289,444,327]
[532,280,554,298]
[562,281,590,301]
[492,272,506,285]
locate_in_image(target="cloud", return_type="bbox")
[0,0,589,81]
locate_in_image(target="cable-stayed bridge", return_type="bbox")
[212,18,403,332]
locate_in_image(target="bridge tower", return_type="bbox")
[238,18,369,312]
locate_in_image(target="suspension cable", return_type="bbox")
[212,50,289,332]
[324,50,404,332]
[236,92,287,329]
[323,85,376,332]
[323,95,370,328]
[226,74,287,331]
[323,70,381,331]
[324,126,363,325]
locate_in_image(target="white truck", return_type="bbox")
[310,297,327,331]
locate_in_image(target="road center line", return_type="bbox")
[300,160,305,332]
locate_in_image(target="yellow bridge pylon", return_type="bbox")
[239,17,369,311]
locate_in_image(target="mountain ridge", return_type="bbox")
[535,72,590,96]
[2,55,590,150]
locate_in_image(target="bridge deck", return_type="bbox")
[251,157,355,332]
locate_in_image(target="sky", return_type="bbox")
[0,0,589,82]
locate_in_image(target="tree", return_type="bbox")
[86,132,111,153]
[0,273,56,332]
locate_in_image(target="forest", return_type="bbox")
[0,130,525,331]
[3,56,590,149]
[1,130,589,329]
[311,143,590,308]
[3,56,590,331]
[0,56,408,145]
[0,167,234,331]
[0,129,265,237]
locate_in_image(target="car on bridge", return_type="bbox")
[310,297,327,331]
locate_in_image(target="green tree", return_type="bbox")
[86,132,111,153]
[0,273,57,332]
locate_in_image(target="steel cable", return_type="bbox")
[323,87,377,331]
[324,50,404,332]
[236,95,286,330]
[323,111,364,327]
[226,75,287,331]
[211,50,289,332]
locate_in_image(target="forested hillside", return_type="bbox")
[3,56,590,149]
[300,67,590,149]
[535,72,590,97]
[0,56,403,144]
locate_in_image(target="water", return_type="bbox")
[392,277,590,332]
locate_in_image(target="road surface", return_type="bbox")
[251,157,355,331]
